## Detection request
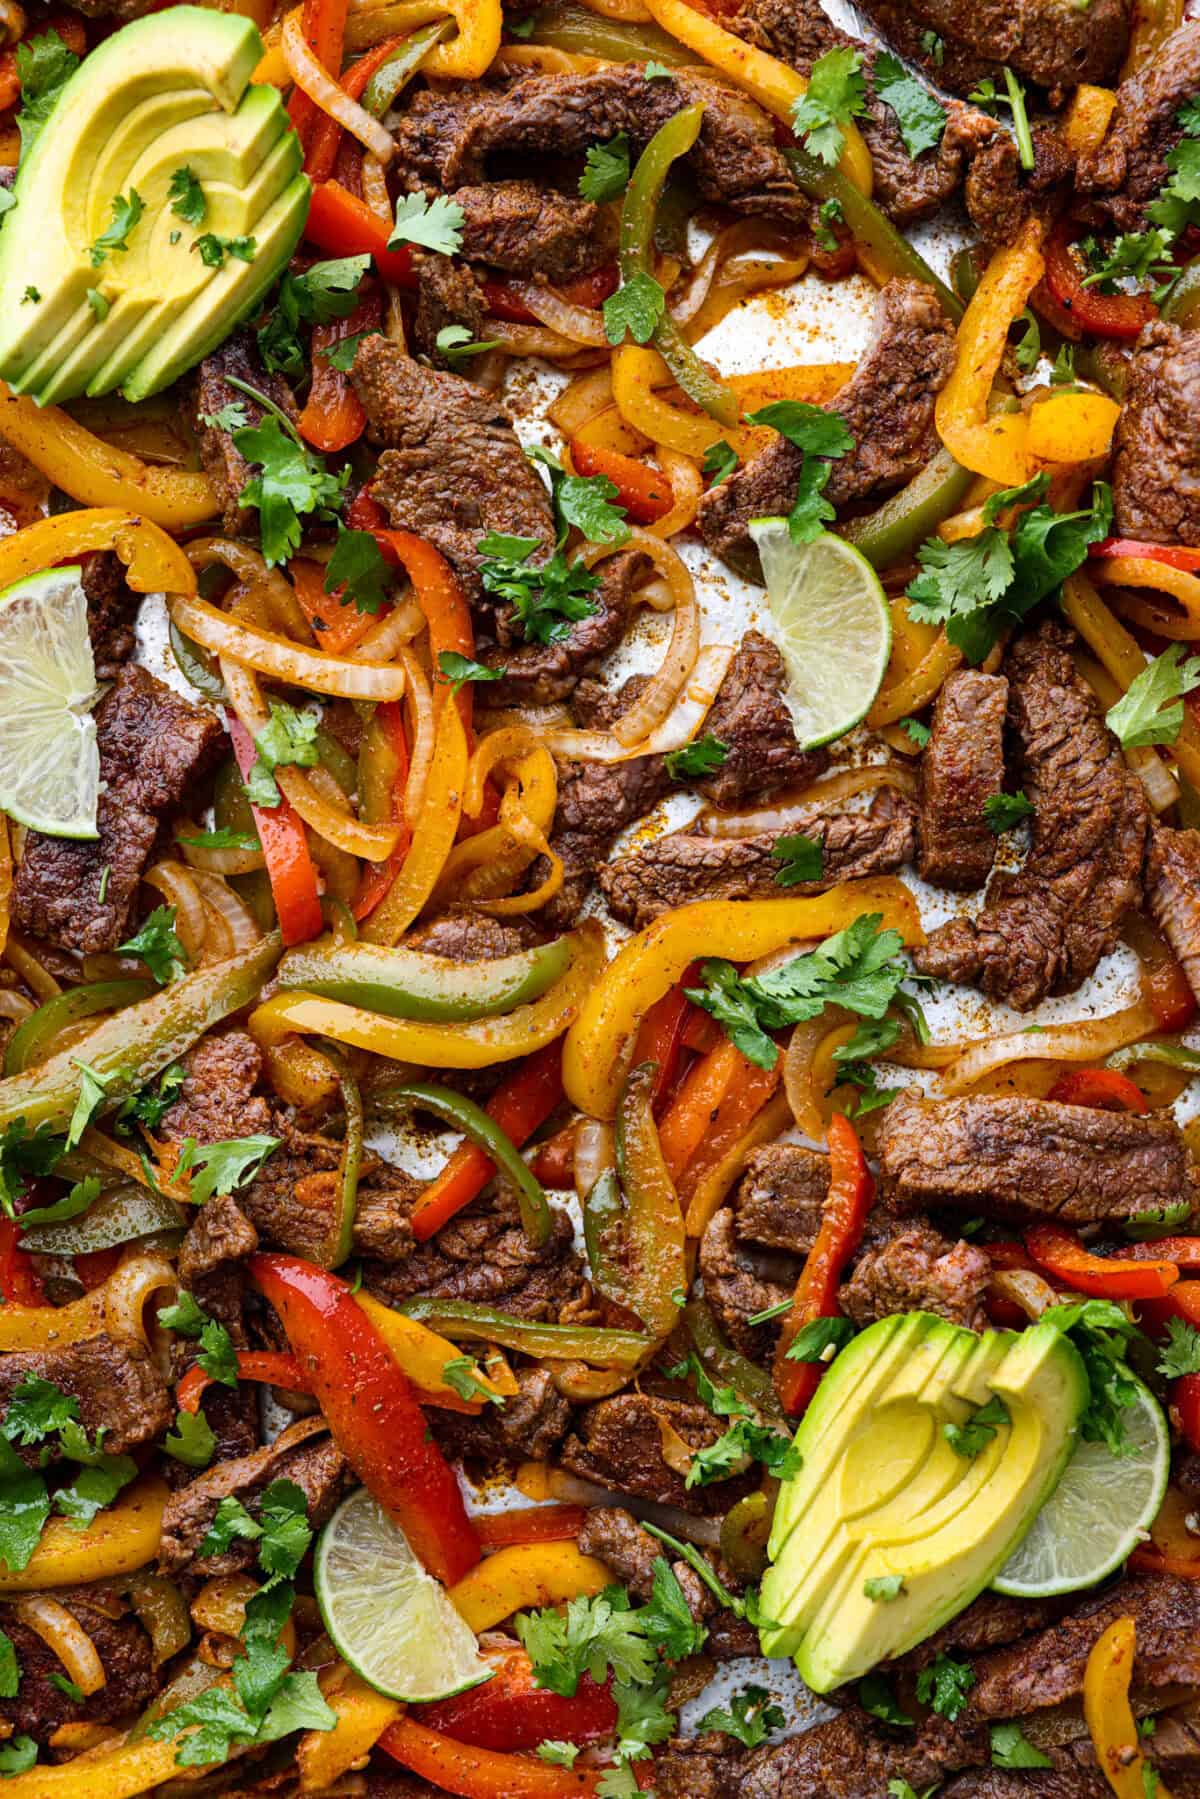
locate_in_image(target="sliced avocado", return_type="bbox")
[0,5,309,404]
[758,1311,1087,1692]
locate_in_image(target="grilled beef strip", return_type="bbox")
[161,1028,276,1149]
[651,1711,989,1799]
[452,179,612,279]
[699,1146,833,1356]
[914,621,1149,1009]
[404,911,540,960]
[839,1219,991,1331]
[698,279,956,577]
[877,1090,1200,1228]
[559,1393,758,1515]
[240,1131,420,1265]
[734,1143,830,1250]
[940,1772,1109,1798]
[0,1585,157,1745]
[177,1192,259,1289]
[0,1337,171,1463]
[362,1192,589,1320]
[539,747,672,930]
[1147,824,1200,1004]
[188,327,296,535]
[1076,22,1200,230]
[691,630,828,809]
[11,664,223,955]
[699,1209,794,1362]
[578,1507,714,1619]
[887,1589,1067,1675]
[411,252,488,369]
[430,1365,571,1465]
[917,669,1010,890]
[1112,320,1200,545]
[484,548,645,706]
[82,551,139,679]
[851,0,1133,100]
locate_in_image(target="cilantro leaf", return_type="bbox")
[118,905,187,984]
[859,1673,913,1728]
[86,287,109,322]
[664,733,729,779]
[478,533,600,647]
[388,192,465,254]
[324,524,392,617]
[196,1318,239,1388]
[983,791,1035,834]
[686,1416,801,1487]
[555,471,630,546]
[235,415,349,569]
[515,1588,658,1695]
[0,1121,63,1219]
[163,1407,216,1469]
[744,402,853,542]
[873,51,946,159]
[3,1375,78,1446]
[90,190,144,266]
[864,1574,905,1601]
[637,1557,707,1659]
[1052,343,1077,384]
[245,699,320,808]
[697,1684,784,1748]
[0,1736,36,1774]
[785,1315,855,1362]
[204,401,250,432]
[1043,1299,1145,1457]
[602,270,666,346]
[158,1291,209,1337]
[17,1174,100,1233]
[703,440,738,485]
[321,331,370,372]
[438,652,504,695]
[200,1493,262,1559]
[54,1452,137,1529]
[900,716,931,748]
[194,233,256,269]
[15,30,79,156]
[0,1436,50,1572]
[1158,1317,1200,1379]
[258,258,369,376]
[1106,645,1200,749]
[916,1654,976,1721]
[442,1355,505,1405]
[168,166,206,226]
[791,45,868,166]
[435,324,501,365]
[256,1479,313,1585]
[991,1722,1052,1769]
[772,832,824,887]
[906,529,1015,631]
[537,1742,580,1766]
[944,1393,1009,1458]
[580,132,631,203]
[613,1668,674,1761]
[64,1066,107,1154]
[0,1630,19,1699]
[1014,308,1041,373]
[174,1135,280,1205]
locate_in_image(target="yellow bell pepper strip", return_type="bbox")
[935,217,1045,486]
[640,0,872,194]
[276,934,572,1020]
[1083,1616,1174,1799]
[0,508,198,598]
[361,692,468,945]
[563,881,924,1119]
[448,1542,613,1633]
[0,934,282,1135]
[297,1669,401,1793]
[250,920,605,1071]
[1062,82,1118,155]
[398,1298,650,1370]
[1028,391,1122,463]
[0,384,217,530]
[0,1286,107,1351]
[0,1731,191,1796]
[613,1061,687,1337]
[342,0,500,76]
[0,1476,167,1593]
[353,1290,505,1409]
[529,0,691,66]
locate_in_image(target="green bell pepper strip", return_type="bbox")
[316,727,356,796]
[18,1182,186,1255]
[720,1489,773,1582]
[1108,1040,1200,1073]
[1163,256,1200,326]
[320,1047,363,1269]
[582,1166,634,1311]
[841,445,974,571]
[614,1060,687,1338]
[383,1081,551,1246]
[950,246,983,309]
[362,17,454,114]
[169,619,225,702]
[784,148,963,324]
[275,934,572,1022]
[0,934,282,1136]
[684,1296,787,1430]
[529,1,692,66]
[620,107,742,429]
[4,979,153,1076]
[398,1297,650,1370]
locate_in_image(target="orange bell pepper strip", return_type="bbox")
[380,1718,603,1797]
[1093,537,1200,574]
[418,1649,617,1752]
[1139,1278,1200,1341]
[177,1349,308,1414]
[375,528,476,725]
[358,690,468,944]
[305,35,407,181]
[677,1056,781,1213]
[305,180,416,287]
[1043,220,1157,341]
[1083,1617,1174,1799]
[1045,1068,1149,1113]
[774,1113,873,1416]
[1129,1238,1200,1270]
[1025,1223,1178,1299]
[570,438,674,525]
[411,1041,564,1241]
[297,291,382,453]
[289,554,376,656]
[935,217,1044,485]
[1131,1481,1200,1576]
[250,1254,481,1585]
[228,718,323,947]
[471,1505,587,1550]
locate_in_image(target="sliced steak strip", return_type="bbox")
[698,280,955,576]
[0,1337,171,1463]
[82,552,139,679]
[559,1394,757,1515]
[699,1208,793,1362]
[1112,320,1200,546]
[177,1191,258,1288]
[918,670,1009,890]
[737,1711,988,1799]
[598,789,917,928]
[577,1506,714,1619]
[941,1772,1107,1799]
[188,328,294,534]
[1147,824,1200,1005]
[692,630,826,810]
[484,548,643,706]
[456,179,611,280]
[241,1130,419,1264]
[11,664,223,956]
[169,1264,258,1465]
[412,252,487,369]
[852,0,1132,100]
[160,1029,275,1148]
[431,1364,570,1465]
[840,1218,990,1330]
[0,1585,156,1744]
[887,1589,1065,1675]
[363,1194,587,1320]
[915,621,1148,1009]
[404,911,538,961]
[1076,22,1200,232]
[877,1089,1200,1228]
[734,1143,829,1253]
[540,747,672,930]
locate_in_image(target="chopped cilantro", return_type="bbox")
[442,1355,505,1406]
[743,401,854,542]
[944,1393,1009,1458]
[859,1673,913,1728]
[791,46,868,167]
[664,733,729,779]
[703,439,739,485]
[784,1316,855,1361]
[258,257,368,377]
[234,406,349,569]
[990,1722,1052,1769]
[537,1742,580,1766]
[193,233,256,269]
[864,1574,905,1601]
[580,132,631,203]
[478,531,601,647]
[173,1134,280,1205]
[697,1685,784,1747]
[0,1630,18,1699]
[602,269,666,346]
[900,715,930,748]
[117,904,187,984]
[983,790,1035,833]
[1157,1317,1200,1379]
[245,699,320,808]
[15,30,80,157]
[873,51,946,159]
[435,324,502,365]
[163,1407,216,1468]
[772,832,824,887]
[0,1736,36,1773]
[90,190,144,266]
[916,1653,976,1721]
[1106,645,1200,749]
[86,287,109,321]
[168,166,206,226]
[16,1174,100,1233]
[388,192,465,254]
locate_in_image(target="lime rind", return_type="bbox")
[0,565,100,839]
[992,1375,1169,1598]
[315,1487,492,1702]
[747,520,892,750]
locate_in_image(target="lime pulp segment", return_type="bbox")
[0,565,101,839]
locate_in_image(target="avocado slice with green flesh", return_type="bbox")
[0,5,309,404]
[758,1311,1088,1692]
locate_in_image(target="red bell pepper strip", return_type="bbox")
[631,962,700,1116]
[774,1113,872,1416]
[0,1219,45,1306]
[410,1043,564,1242]
[374,529,475,726]
[1176,1374,1200,1454]
[74,1245,122,1292]
[529,1123,577,1189]
[1137,1278,1200,1337]
[380,1718,602,1797]
[570,440,674,526]
[480,265,618,322]
[249,1254,481,1585]
[1046,1068,1149,1113]
[1025,1223,1179,1300]
[1129,1238,1200,1269]
[1043,221,1157,340]
[417,1650,616,1751]
[471,1505,586,1550]
[305,35,407,182]
[177,1349,310,1415]
[289,554,377,656]
[348,489,394,539]
[1091,538,1200,574]
[297,291,382,454]
[288,0,351,145]
[228,717,323,947]
[305,180,416,287]
[353,699,412,921]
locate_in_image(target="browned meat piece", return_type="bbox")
[941,1773,1107,1799]
[353,1165,421,1262]
[404,911,538,961]
[354,334,555,594]
[877,1090,1200,1228]
[82,551,138,679]
[188,328,294,534]
[734,1143,829,1252]
[431,1365,570,1464]
[160,1030,275,1147]
[918,670,1009,890]
[412,252,487,370]
[841,1219,990,1330]
[11,665,223,956]
[853,0,1132,99]
[177,1191,259,1288]
[699,1209,792,1361]
[0,1586,156,1744]
[598,790,917,928]
[1077,23,1200,231]
[1112,320,1200,545]
[364,1194,587,1319]
[540,749,672,930]
[735,1711,988,1799]
[241,1131,419,1264]
[698,280,955,575]
[0,1337,171,1464]
[578,1507,714,1618]
[915,622,1148,1009]
[367,1778,448,1799]
[560,1394,757,1514]
[484,548,643,706]
[971,1572,1200,1717]
[158,1418,350,1577]
[652,1735,745,1799]
[887,1589,1064,1675]
[456,180,611,280]
[1148,824,1200,1004]
[691,631,827,809]
[963,122,1076,252]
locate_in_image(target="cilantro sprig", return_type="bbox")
[791,46,867,167]
[744,401,854,543]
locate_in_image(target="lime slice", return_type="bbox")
[992,1375,1169,1598]
[0,565,100,838]
[315,1487,493,1701]
[748,521,891,749]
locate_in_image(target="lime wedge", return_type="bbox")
[992,1375,1169,1598]
[315,1487,493,1701]
[748,521,891,749]
[0,565,100,838]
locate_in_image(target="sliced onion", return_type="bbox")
[401,646,435,830]
[171,593,406,701]
[353,593,424,660]
[518,281,611,348]
[544,643,733,762]
[104,1250,178,1362]
[575,1119,614,1200]
[175,816,265,878]
[648,450,702,539]
[282,8,394,161]
[784,1005,850,1140]
[1128,745,1181,814]
[548,367,615,437]
[15,1596,105,1695]
[940,998,1160,1096]
[188,869,262,955]
[655,1413,700,1480]
[0,990,34,1022]
[697,763,917,837]
[479,316,584,359]
[6,934,62,1001]
[477,701,573,733]
[361,150,392,222]
[549,1360,632,1400]
[989,1268,1060,1321]
[143,861,206,963]
[603,532,698,747]
[187,539,312,642]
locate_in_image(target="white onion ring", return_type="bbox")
[517,281,610,348]
[0,990,34,1022]
[143,861,206,963]
[14,1597,105,1695]
[362,151,392,222]
[784,1005,851,1141]
[171,593,406,701]
[186,540,312,642]
[697,764,917,837]
[282,9,394,162]
[104,1251,179,1368]
[576,529,699,747]
[574,1119,613,1200]
[188,869,262,955]
[401,646,436,831]
[988,1268,1060,1321]
[1128,744,1180,814]
[543,644,733,762]
[940,998,1160,1096]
